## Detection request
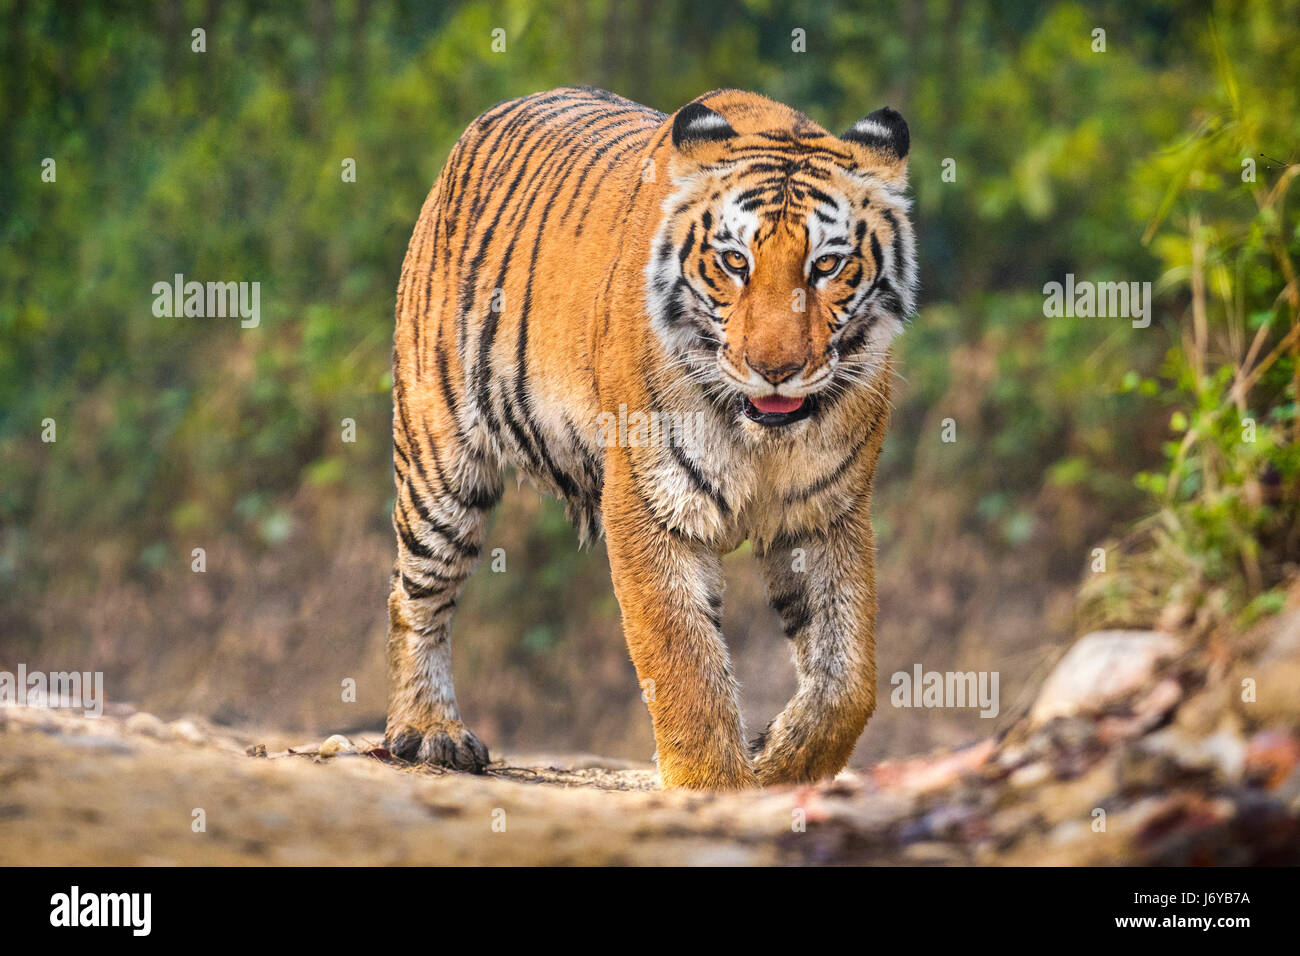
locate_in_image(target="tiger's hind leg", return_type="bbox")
[384,380,502,772]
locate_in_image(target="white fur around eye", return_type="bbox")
[803,200,852,281]
[810,255,846,281]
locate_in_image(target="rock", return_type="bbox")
[681,842,761,866]
[1097,678,1184,743]
[1035,715,1104,779]
[1117,741,1186,794]
[994,744,1031,773]
[1008,761,1050,789]
[870,739,995,796]
[168,719,206,744]
[1245,730,1300,790]
[1134,678,1184,723]
[1200,730,1247,783]
[319,734,353,757]
[1132,726,1247,786]
[124,711,167,738]
[1030,630,1182,726]
[834,792,915,832]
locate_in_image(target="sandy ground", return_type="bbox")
[3,676,1298,866]
[7,584,1300,866]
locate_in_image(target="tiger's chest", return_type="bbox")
[612,404,864,550]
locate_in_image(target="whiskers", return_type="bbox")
[822,344,899,410]
[652,346,736,410]
[648,333,902,418]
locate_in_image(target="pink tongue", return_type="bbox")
[751,395,804,414]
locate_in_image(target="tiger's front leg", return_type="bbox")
[752,510,878,785]
[601,450,757,791]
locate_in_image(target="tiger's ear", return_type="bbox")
[842,107,909,183]
[672,102,737,157]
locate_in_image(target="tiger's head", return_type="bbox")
[645,90,916,429]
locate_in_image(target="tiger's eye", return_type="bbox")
[812,254,842,277]
[721,250,748,272]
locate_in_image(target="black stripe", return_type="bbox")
[770,589,812,637]
[426,598,457,617]
[454,102,614,352]
[477,109,644,479]
[562,120,660,228]
[668,428,731,518]
[880,207,904,284]
[395,508,440,561]
[678,223,697,265]
[434,343,463,439]
[638,367,731,517]
[395,383,497,512]
[805,185,837,207]
[401,573,445,601]
[401,485,480,560]
[842,261,864,291]
[464,94,593,222]
[467,111,612,444]
[784,435,871,504]
[600,123,673,337]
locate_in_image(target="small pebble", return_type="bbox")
[320,734,353,757]
[1009,761,1050,789]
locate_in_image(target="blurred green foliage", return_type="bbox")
[1,0,1297,643]
[1118,28,1300,626]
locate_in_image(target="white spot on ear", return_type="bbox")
[850,119,892,142]
[685,113,732,135]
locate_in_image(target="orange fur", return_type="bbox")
[386,87,915,788]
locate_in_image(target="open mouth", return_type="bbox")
[742,393,814,426]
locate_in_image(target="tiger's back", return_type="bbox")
[394,87,665,541]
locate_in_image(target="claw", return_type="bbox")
[384,720,490,773]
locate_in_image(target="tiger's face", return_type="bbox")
[646,94,916,429]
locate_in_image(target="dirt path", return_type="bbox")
[7,588,1300,866]
[3,663,1298,865]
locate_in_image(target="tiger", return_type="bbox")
[386,86,916,789]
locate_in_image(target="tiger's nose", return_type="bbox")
[747,358,804,385]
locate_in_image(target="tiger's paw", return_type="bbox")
[656,746,758,790]
[749,724,817,786]
[385,719,490,773]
